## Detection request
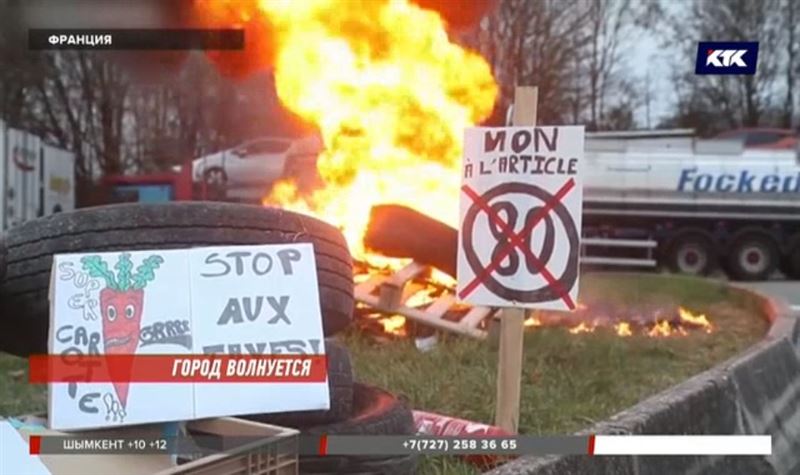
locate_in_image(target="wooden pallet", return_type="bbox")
[354,261,498,339]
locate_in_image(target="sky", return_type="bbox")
[628,1,689,129]
[631,34,671,128]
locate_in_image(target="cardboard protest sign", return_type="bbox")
[48,244,328,431]
[457,126,585,310]
[49,250,194,430]
[189,244,329,418]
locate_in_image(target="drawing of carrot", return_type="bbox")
[81,253,164,408]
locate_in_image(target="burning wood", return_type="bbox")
[354,257,714,341]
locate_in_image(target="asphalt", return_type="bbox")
[744,280,800,314]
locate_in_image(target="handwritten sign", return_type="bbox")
[48,244,329,430]
[457,126,585,310]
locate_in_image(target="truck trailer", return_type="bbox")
[580,129,800,281]
[0,120,76,231]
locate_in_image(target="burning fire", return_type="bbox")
[359,285,715,339]
[380,315,408,335]
[559,306,712,338]
[678,307,713,333]
[524,316,543,328]
[209,0,498,261]
[615,322,632,337]
[198,2,718,343]
[568,322,597,335]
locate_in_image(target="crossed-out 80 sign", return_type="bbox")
[457,125,584,311]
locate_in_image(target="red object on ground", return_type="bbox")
[412,410,514,469]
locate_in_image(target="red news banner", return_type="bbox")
[45,244,330,431]
[28,354,328,383]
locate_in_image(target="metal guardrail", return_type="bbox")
[580,237,658,268]
[582,238,657,248]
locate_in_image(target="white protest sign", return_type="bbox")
[49,249,194,430]
[457,126,584,310]
[189,244,329,418]
[48,244,328,431]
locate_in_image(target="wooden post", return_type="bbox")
[494,86,538,434]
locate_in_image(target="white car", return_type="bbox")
[192,135,323,194]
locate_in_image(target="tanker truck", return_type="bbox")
[0,119,76,231]
[579,129,800,281]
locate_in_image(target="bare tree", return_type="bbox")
[663,0,782,132]
[584,0,633,129]
[464,0,590,124]
[783,0,798,128]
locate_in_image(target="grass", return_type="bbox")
[343,273,769,474]
[0,274,769,474]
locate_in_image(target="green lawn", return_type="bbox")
[343,273,770,474]
[0,274,769,474]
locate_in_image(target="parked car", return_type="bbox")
[192,135,324,193]
[714,128,798,150]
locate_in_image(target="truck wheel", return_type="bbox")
[0,203,354,357]
[664,231,715,276]
[726,230,779,281]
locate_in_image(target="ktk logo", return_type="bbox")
[695,41,758,75]
[706,49,747,67]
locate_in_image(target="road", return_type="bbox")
[744,280,800,314]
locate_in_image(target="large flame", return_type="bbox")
[208,0,498,259]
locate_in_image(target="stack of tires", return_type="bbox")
[0,202,418,474]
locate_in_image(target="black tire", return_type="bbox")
[726,230,779,282]
[301,453,419,475]
[295,383,418,474]
[663,230,716,276]
[0,203,354,357]
[365,205,457,278]
[245,339,354,427]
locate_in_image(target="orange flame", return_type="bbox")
[647,320,673,338]
[678,307,713,333]
[615,322,632,337]
[524,316,543,327]
[381,315,407,335]
[218,0,500,261]
[568,322,597,334]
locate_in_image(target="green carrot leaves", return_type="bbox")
[131,255,165,290]
[81,253,164,291]
[81,255,119,290]
[115,253,134,291]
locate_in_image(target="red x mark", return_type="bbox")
[459,179,577,309]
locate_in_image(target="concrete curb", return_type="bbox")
[486,280,800,475]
